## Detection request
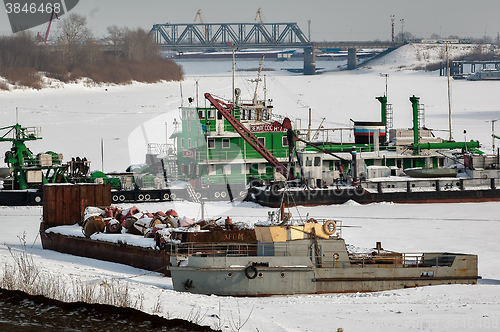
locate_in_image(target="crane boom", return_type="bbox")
[204,93,295,180]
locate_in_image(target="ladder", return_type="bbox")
[386,103,394,129]
[185,182,200,203]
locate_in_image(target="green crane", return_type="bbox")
[1,123,68,190]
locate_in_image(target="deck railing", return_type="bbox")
[170,241,457,269]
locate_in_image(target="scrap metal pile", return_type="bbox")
[79,205,254,250]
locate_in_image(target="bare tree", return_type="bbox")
[57,13,91,67]
[107,25,126,55]
[123,28,159,61]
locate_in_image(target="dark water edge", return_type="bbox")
[0,288,217,332]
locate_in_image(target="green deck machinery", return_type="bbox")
[1,123,68,190]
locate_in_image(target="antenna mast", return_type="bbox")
[446,41,453,141]
[391,15,395,42]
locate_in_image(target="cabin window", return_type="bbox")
[208,165,216,175]
[314,156,321,167]
[258,137,265,146]
[241,109,246,120]
[188,138,191,148]
[282,136,288,147]
[207,109,215,119]
[396,159,402,168]
[244,164,249,174]
[222,138,230,148]
[198,110,205,119]
[263,110,269,120]
[181,138,185,148]
[208,139,215,149]
[258,163,266,174]
[306,157,312,167]
[439,158,444,167]
[223,164,231,175]
[256,109,262,121]
[217,111,223,120]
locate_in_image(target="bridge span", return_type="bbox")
[151,23,404,74]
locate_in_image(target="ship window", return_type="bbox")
[208,165,216,175]
[222,138,230,148]
[258,137,265,146]
[282,136,288,147]
[314,156,321,166]
[256,109,262,120]
[198,110,205,119]
[208,139,215,149]
[263,110,269,120]
[439,158,444,167]
[207,109,215,119]
[217,111,223,120]
[181,138,185,148]
[258,163,266,174]
[306,157,312,166]
[188,138,191,148]
[396,159,402,168]
[241,109,246,120]
[223,164,231,175]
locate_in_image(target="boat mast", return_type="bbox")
[232,44,236,104]
[446,41,453,141]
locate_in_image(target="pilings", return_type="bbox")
[347,48,357,70]
[303,47,316,75]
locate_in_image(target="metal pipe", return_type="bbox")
[410,95,420,155]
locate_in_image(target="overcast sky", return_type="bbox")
[1,0,500,41]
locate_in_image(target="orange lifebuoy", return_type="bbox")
[333,252,340,261]
[323,220,337,235]
[306,218,318,223]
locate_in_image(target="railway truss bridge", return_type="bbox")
[151,22,404,74]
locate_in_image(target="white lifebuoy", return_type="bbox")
[240,190,246,197]
[221,191,227,198]
[323,220,337,235]
[170,193,176,199]
[214,192,220,198]
[112,195,119,202]
[145,194,151,201]
[138,194,144,201]
[119,195,125,202]
[195,192,201,199]
[163,193,170,200]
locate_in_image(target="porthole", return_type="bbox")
[280,272,285,278]
[227,272,233,278]
[258,272,264,278]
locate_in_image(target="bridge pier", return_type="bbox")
[347,48,357,70]
[303,47,316,75]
